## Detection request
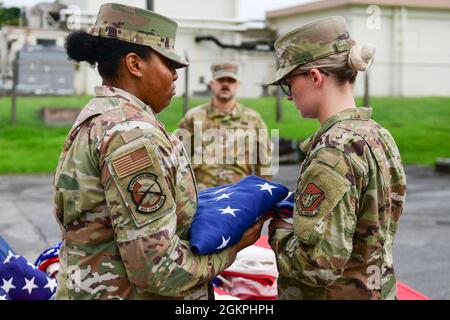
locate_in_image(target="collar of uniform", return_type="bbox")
[299,135,314,155]
[300,107,372,154]
[206,100,242,119]
[94,85,157,117]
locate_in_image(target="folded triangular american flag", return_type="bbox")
[272,191,294,224]
[0,237,58,300]
[0,288,11,300]
[190,176,289,254]
[0,235,12,261]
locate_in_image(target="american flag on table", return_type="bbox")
[190,176,289,255]
[214,237,432,300]
[214,236,278,300]
[0,237,58,300]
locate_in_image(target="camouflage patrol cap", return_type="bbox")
[268,16,351,85]
[211,62,239,81]
[88,3,188,68]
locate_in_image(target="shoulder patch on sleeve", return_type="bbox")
[121,128,144,144]
[294,161,351,244]
[112,145,153,179]
[105,137,175,228]
[297,183,325,216]
[128,173,166,214]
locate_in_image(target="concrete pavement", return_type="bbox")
[0,165,449,299]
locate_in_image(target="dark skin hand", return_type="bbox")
[235,214,271,252]
[268,215,293,239]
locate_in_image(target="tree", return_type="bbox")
[0,6,21,26]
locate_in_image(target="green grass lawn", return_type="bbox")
[0,95,449,174]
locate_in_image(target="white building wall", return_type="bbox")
[267,5,450,97]
[80,64,103,95]
[70,0,274,97]
[348,6,395,97]
[1,27,67,62]
[62,0,147,13]
[155,0,239,19]
[175,28,236,97]
[174,27,275,98]
[351,6,450,97]
[61,0,147,94]
[267,7,372,97]
[63,0,240,17]
[401,9,450,96]
[4,1,449,97]
[268,8,353,38]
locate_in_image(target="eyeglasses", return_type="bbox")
[278,71,308,96]
[278,69,330,96]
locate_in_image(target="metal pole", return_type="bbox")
[183,52,190,115]
[11,59,18,126]
[146,0,154,10]
[363,71,370,107]
[275,86,282,122]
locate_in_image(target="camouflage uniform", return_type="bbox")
[88,3,188,68]
[176,102,272,190]
[54,86,237,300]
[268,17,407,299]
[175,63,272,190]
[53,4,236,300]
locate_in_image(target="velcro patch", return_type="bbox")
[298,183,325,216]
[128,173,166,214]
[112,146,153,179]
[121,128,144,144]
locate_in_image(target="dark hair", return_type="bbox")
[65,30,152,80]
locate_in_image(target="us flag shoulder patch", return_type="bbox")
[112,146,153,179]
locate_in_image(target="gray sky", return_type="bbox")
[2,0,43,8]
[2,0,313,19]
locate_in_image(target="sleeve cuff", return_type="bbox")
[269,228,293,252]
[221,244,238,270]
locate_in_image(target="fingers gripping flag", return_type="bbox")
[34,242,62,278]
[0,237,58,300]
[272,192,294,224]
[190,176,289,254]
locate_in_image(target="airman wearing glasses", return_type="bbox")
[175,62,273,190]
[267,16,407,300]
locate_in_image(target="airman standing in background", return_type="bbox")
[175,62,272,190]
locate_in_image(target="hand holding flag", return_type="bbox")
[190,176,289,254]
[0,242,57,300]
[0,237,60,300]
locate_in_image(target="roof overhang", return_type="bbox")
[267,0,450,19]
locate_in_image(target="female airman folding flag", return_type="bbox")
[190,176,289,254]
